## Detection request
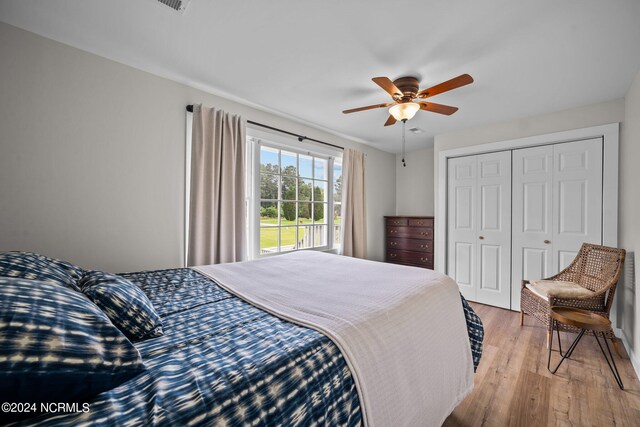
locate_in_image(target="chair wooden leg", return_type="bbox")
[611,338,624,358]
[547,330,551,349]
[520,311,524,326]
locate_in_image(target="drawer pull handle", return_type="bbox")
[420,258,427,262]
[544,240,551,244]
[420,244,427,249]
[479,236,484,240]
[390,254,397,258]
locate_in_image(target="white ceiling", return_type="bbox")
[1,0,639,153]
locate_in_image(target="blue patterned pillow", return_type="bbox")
[0,277,145,414]
[80,271,164,341]
[0,251,84,291]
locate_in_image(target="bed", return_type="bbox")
[0,251,483,427]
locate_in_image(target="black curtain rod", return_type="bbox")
[186,105,343,151]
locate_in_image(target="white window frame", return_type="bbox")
[247,127,342,259]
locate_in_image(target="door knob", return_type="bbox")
[544,240,551,244]
[479,236,484,240]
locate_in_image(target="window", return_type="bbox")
[252,140,342,257]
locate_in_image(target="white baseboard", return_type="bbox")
[621,334,640,380]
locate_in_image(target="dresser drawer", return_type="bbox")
[386,226,433,240]
[387,238,432,252]
[387,250,433,267]
[386,218,408,226]
[408,218,433,227]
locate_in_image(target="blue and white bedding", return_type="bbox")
[2,259,483,426]
[13,268,362,426]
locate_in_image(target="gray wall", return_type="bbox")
[395,147,434,216]
[0,22,396,272]
[620,68,640,374]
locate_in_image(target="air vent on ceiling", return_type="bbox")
[156,0,190,12]
[408,127,424,134]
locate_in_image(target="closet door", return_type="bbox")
[475,152,512,308]
[512,145,554,311]
[448,152,512,308]
[447,156,477,301]
[511,138,603,310]
[552,138,603,271]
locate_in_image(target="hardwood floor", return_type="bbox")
[444,303,640,426]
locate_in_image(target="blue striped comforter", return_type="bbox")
[18,268,482,426]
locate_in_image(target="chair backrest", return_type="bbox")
[557,243,626,312]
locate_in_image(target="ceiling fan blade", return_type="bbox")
[384,115,397,126]
[419,102,459,115]
[342,102,394,114]
[372,77,404,99]
[417,74,474,99]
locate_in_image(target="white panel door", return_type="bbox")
[511,146,554,310]
[475,152,512,309]
[447,156,477,301]
[552,138,603,271]
[511,138,603,310]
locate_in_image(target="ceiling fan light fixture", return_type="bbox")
[389,102,420,121]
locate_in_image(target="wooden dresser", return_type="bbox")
[384,216,434,269]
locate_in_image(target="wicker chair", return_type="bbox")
[520,243,626,352]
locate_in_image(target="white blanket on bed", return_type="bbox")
[195,251,473,427]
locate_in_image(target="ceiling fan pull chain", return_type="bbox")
[402,120,407,167]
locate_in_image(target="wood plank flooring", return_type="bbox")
[444,303,640,426]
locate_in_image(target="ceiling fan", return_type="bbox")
[342,74,474,126]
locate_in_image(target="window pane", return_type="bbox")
[313,225,328,248]
[298,178,312,201]
[260,146,279,173]
[260,201,279,226]
[333,158,342,180]
[280,226,298,251]
[298,224,313,249]
[333,204,342,225]
[313,180,327,202]
[298,201,312,222]
[333,159,342,204]
[299,154,313,178]
[260,228,278,254]
[313,203,327,223]
[282,151,297,175]
[314,158,327,180]
[281,202,297,225]
[260,173,279,200]
[282,175,296,200]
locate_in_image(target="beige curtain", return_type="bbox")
[188,104,246,266]
[340,148,367,258]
